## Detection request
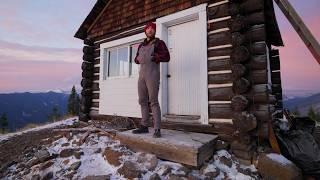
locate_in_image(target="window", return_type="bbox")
[103,41,142,80]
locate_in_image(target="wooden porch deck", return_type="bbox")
[115,128,218,167]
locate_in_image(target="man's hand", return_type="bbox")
[151,54,161,64]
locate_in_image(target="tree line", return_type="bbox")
[0,85,81,134]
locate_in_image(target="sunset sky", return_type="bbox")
[0,0,319,96]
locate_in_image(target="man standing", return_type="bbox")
[132,22,170,138]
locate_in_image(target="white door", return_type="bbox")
[167,20,202,116]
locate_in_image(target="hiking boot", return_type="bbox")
[132,125,149,134]
[153,129,161,138]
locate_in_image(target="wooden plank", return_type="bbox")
[116,128,217,167]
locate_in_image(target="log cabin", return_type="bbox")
[74,0,284,165]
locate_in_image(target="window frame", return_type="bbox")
[103,39,143,80]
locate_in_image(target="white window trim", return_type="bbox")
[156,3,208,124]
[100,35,144,81]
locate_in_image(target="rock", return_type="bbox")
[149,173,161,180]
[82,175,111,180]
[40,160,54,170]
[59,148,74,158]
[204,170,220,179]
[167,174,187,180]
[68,161,81,171]
[177,166,191,176]
[215,140,230,151]
[63,159,70,165]
[64,170,77,179]
[59,148,81,158]
[61,143,70,147]
[187,174,202,180]
[74,151,84,159]
[117,161,142,179]
[257,153,303,180]
[26,158,40,167]
[156,164,172,176]
[35,149,51,163]
[103,147,124,167]
[137,152,158,171]
[219,156,233,168]
[94,148,102,153]
[31,174,41,180]
[41,171,53,180]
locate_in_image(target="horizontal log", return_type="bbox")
[83,46,95,54]
[231,46,250,63]
[229,11,265,32]
[271,71,281,84]
[83,54,95,63]
[231,95,249,111]
[81,88,92,97]
[232,112,257,132]
[94,67,100,73]
[93,50,100,58]
[82,71,94,79]
[92,83,99,91]
[208,3,229,20]
[80,96,91,107]
[270,49,279,56]
[84,38,94,46]
[208,42,266,58]
[80,104,91,113]
[91,102,99,108]
[229,0,264,16]
[232,77,251,94]
[208,19,229,32]
[81,78,93,88]
[208,70,267,84]
[270,56,280,71]
[93,75,99,81]
[81,61,94,71]
[209,104,273,122]
[208,24,266,47]
[271,84,282,94]
[231,64,247,79]
[94,58,100,65]
[245,55,267,70]
[209,84,272,103]
[208,58,231,71]
[92,93,99,99]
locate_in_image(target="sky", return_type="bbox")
[0,0,319,96]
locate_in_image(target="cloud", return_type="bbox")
[0,40,82,63]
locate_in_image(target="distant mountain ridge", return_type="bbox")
[0,91,74,132]
[283,92,320,116]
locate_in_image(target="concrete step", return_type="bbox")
[116,128,218,167]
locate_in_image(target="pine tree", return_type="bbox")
[67,85,80,116]
[48,105,61,122]
[0,113,9,134]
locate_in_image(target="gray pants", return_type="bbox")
[137,41,161,129]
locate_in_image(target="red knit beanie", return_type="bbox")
[144,22,156,33]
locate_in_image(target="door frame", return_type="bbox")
[155,3,208,124]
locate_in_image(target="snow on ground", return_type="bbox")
[3,118,259,180]
[266,153,292,166]
[0,117,78,143]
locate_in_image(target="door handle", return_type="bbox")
[167,74,171,78]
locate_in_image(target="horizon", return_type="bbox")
[0,0,319,95]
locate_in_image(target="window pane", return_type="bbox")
[118,47,129,76]
[130,43,140,75]
[108,49,118,77]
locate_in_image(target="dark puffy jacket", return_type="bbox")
[134,37,170,64]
